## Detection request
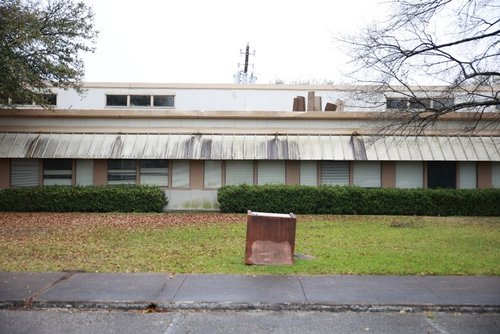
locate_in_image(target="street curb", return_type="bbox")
[2,300,498,314]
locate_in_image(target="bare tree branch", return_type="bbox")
[339,0,499,134]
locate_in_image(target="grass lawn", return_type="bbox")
[0,213,499,275]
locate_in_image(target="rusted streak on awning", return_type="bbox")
[0,132,498,161]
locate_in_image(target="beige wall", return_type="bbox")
[190,160,204,189]
[94,160,107,185]
[477,162,492,189]
[0,159,10,188]
[381,161,396,188]
[286,161,300,185]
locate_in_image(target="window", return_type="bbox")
[40,94,57,106]
[226,161,253,185]
[300,161,317,186]
[11,159,40,187]
[4,93,57,106]
[432,98,454,111]
[106,95,127,106]
[353,162,381,188]
[427,162,456,189]
[395,162,423,188]
[154,95,175,107]
[172,160,190,188]
[204,160,222,188]
[257,161,285,185]
[43,159,72,186]
[458,162,476,189]
[321,161,349,185]
[108,160,136,185]
[409,98,431,110]
[76,160,94,186]
[11,96,34,105]
[130,95,150,107]
[140,160,168,186]
[386,98,408,110]
[106,94,175,107]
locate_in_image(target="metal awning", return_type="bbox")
[0,132,499,161]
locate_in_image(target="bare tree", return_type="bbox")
[341,0,499,134]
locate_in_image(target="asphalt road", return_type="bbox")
[1,309,499,334]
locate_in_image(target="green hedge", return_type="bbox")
[217,184,500,216]
[0,185,167,212]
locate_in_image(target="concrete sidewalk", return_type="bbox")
[1,272,499,312]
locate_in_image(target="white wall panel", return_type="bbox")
[257,161,286,185]
[353,162,381,188]
[459,162,477,189]
[396,162,423,188]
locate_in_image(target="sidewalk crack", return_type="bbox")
[25,271,76,308]
[171,275,188,302]
[415,277,444,304]
[152,274,174,300]
[298,277,309,303]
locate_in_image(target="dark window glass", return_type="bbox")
[38,94,57,106]
[140,160,168,169]
[108,159,137,184]
[140,159,168,186]
[44,159,72,171]
[432,98,454,111]
[386,99,408,110]
[409,98,430,109]
[130,95,150,106]
[153,95,175,107]
[106,95,127,106]
[427,162,456,189]
[43,159,72,185]
[11,96,33,105]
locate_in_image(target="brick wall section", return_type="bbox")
[286,161,300,185]
[190,160,204,189]
[381,161,395,188]
[477,162,492,188]
[0,159,10,188]
[93,160,108,185]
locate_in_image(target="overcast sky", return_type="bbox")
[81,0,389,84]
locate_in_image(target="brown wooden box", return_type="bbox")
[245,210,297,265]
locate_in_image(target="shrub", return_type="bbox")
[217,185,500,216]
[0,185,167,212]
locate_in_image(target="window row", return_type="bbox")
[0,94,57,107]
[106,95,174,107]
[386,97,454,111]
[10,159,497,189]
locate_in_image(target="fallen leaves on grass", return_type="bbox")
[0,212,246,236]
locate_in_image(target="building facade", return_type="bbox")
[0,83,499,210]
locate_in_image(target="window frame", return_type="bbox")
[107,159,137,185]
[432,97,455,111]
[5,93,57,107]
[257,160,286,185]
[106,94,175,108]
[43,159,73,186]
[386,98,408,110]
[320,161,350,186]
[225,160,255,186]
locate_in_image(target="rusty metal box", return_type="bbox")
[245,210,297,265]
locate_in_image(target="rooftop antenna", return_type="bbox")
[234,43,257,84]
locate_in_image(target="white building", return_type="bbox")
[0,83,499,210]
